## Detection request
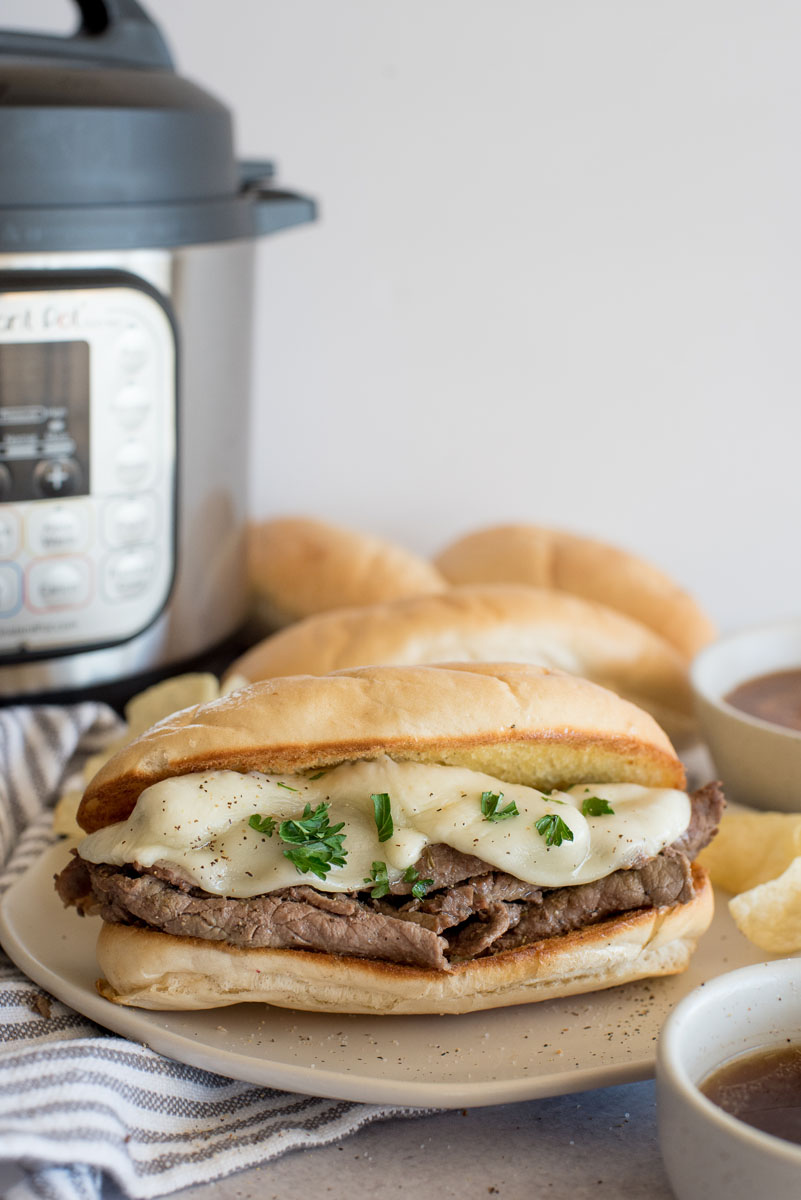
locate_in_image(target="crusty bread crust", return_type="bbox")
[226,584,695,744]
[77,662,685,834]
[434,525,716,660]
[94,865,713,1013]
[248,516,445,629]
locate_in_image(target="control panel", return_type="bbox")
[0,278,176,656]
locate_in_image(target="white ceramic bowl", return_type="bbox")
[690,618,801,810]
[657,958,801,1200]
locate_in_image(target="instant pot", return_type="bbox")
[0,0,315,702]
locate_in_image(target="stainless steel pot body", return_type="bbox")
[0,241,255,698]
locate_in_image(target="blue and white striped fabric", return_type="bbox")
[0,704,422,1200]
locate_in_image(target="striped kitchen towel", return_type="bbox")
[0,704,425,1200]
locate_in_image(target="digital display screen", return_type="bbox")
[0,341,90,500]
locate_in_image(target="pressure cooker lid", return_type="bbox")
[0,0,315,252]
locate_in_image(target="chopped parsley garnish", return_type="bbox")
[534,812,574,848]
[403,865,434,899]
[364,860,391,898]
[581,795,615,817]
[363,861,433,900]
[249,802,347,881]
[307,770,328,781]
[480,790,519,822]
[278,802,347,879]
[276,781,299,792]
[248,814,276,836]
[371,792,394,842]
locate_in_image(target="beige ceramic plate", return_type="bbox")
[0,843,777,1109]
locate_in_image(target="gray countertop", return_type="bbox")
[0,1079,676,1199]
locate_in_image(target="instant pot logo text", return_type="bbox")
[0,303,85,334]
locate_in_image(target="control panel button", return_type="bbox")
[103,546,156,602]
[33,458,83,498]
[114,441,153,489]
[0,510,20,558]
[27,502,90,555]
[117,328,150,374]
[113,384,151,430]
[28,558,91,610]
[102,495,158,548]
[0,564,21,615]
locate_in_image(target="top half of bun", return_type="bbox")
[434,524,716,661]
[225,584,693,736]
[77,662,684,835]
[248,516,446,629]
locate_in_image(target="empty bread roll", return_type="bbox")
[434,524,716,660]
[248,515,446,629]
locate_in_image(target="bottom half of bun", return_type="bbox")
[95,864,713,1016]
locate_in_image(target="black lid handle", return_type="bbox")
[0,0,173,71]
[237,161,318,237]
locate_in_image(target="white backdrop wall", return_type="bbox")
[7,1,801,632]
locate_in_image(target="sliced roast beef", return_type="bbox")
[448,901,521,959]
[392,873,543,934]
[390,885,477,933]
[670,781,725,860]
[86,864,449,969]
[53,851,93,912]
[55,781,723,970]
[388,843,494,894]
[492,848,693,951]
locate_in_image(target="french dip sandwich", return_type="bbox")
[55,663,722,1015]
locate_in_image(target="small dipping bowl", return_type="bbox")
[657,959,801,1200]
[690,618,801,810]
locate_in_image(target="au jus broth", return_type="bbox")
[700,1043,801,1144]
[724,668,801,733]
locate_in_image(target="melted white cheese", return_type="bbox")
[77,757,691,897]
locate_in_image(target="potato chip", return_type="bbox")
[729,858,801,953]
[696,811,801,894]
[124,672,220,736]
[52,789,84,839]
